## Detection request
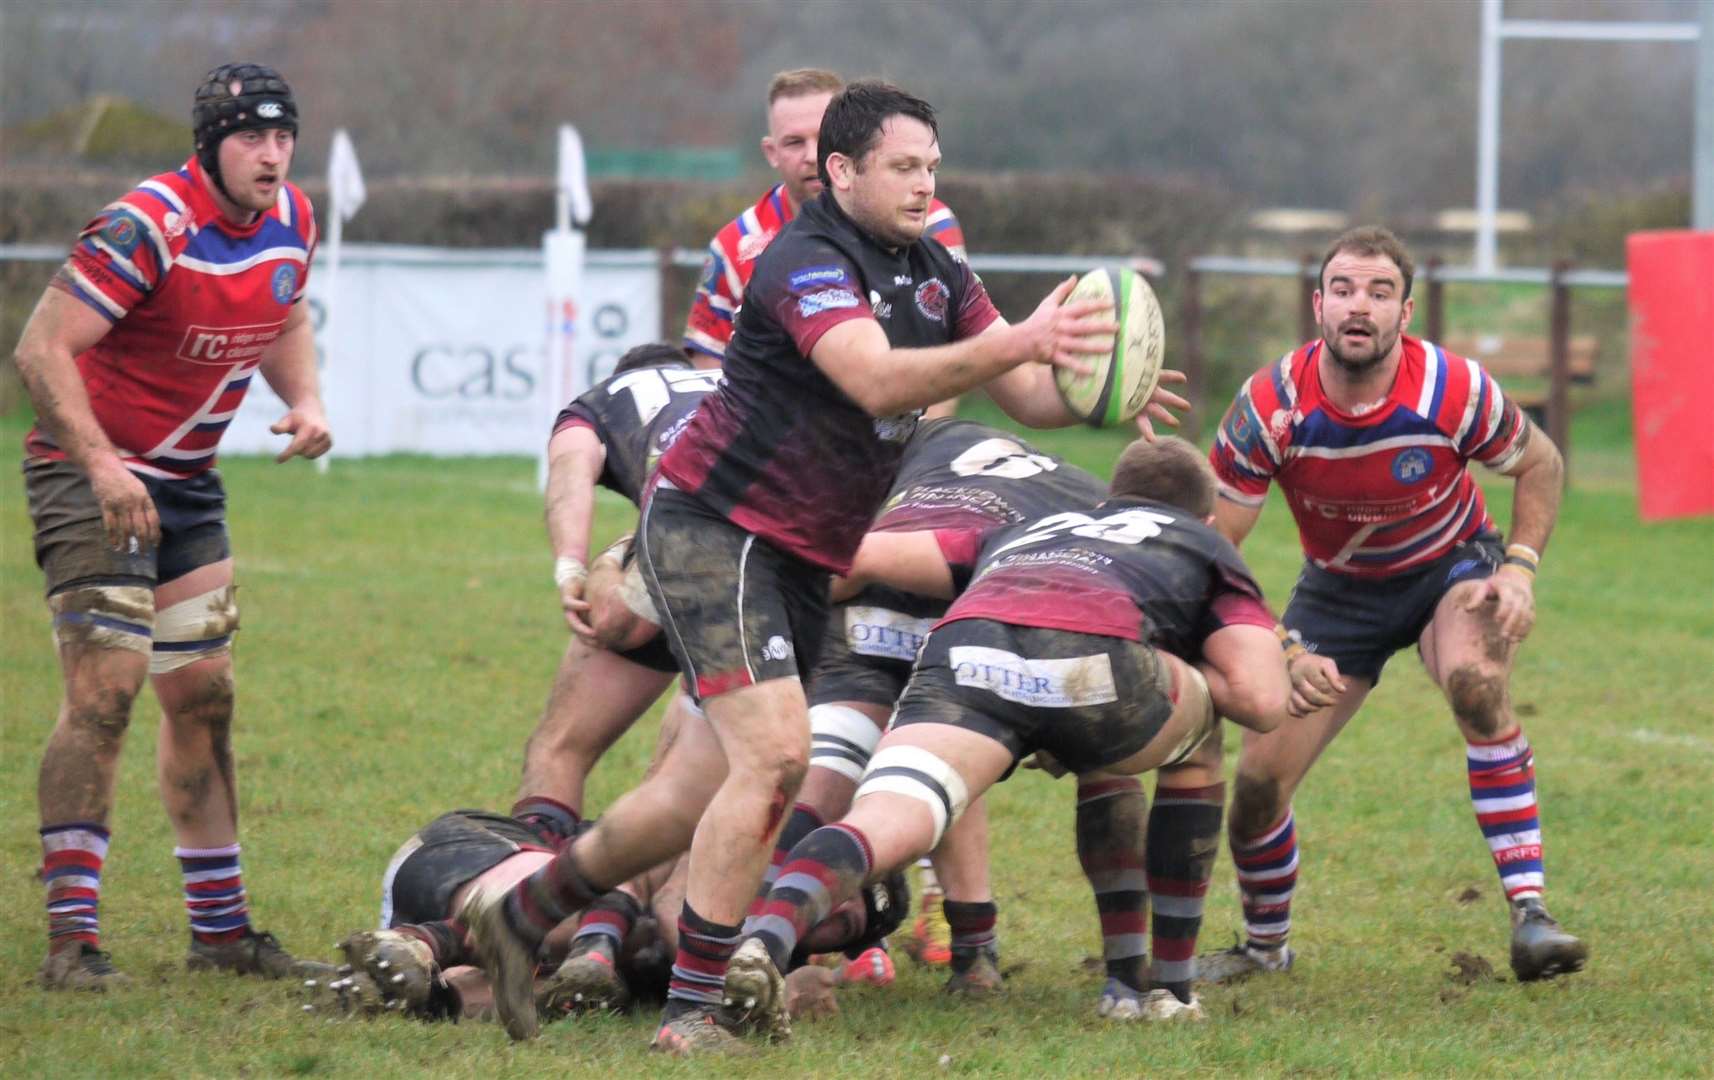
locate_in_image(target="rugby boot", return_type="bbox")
[538,935,632,1016]
[459,883,541,1041]
[39,943,132,992]
[1195,938,1293,985]
[1509,898,1587,982]
[186,928,309,979]
[906,886,952,966]
[1135,987,1207,1021]
[835,944,896,987]
[722,938,792,1041]
[650,1003,748,1056]
[301,966,386,1016]
[943,943,1003,995]
[337,929,451,1018]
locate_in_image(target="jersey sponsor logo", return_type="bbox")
[163,210,191,240]
[762,635,794,662]
[869,290,893,320]
[798,288,860,318]
[893,274,912,286]
[102,211,142,256]
[1296,489,1438,523]
[737,229,775,263]
[845,606,935,662]
[1392,447,1434,484]
[914,278,949,322]
[789,265,848,288]
[271,264,298,304]
[176,322,284,365]
[949,645,1118,708]
[950,437,1059,480]
[256,100,285,120]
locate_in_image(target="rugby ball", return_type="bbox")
[1053,267,1166,428]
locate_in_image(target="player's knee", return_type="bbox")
[1230,771,1283,843]
[854,745,970,850]
[67,682,140,740]
[50,584,155,657]
[150,585,239,675]
[168,667,237,731]
[1445,664,1508,738]
[809,704,884,784]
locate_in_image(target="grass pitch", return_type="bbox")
[2,400,1710,1078]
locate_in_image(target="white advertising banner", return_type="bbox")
[221,244,661,458]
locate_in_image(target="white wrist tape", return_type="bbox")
[554,556,587,589]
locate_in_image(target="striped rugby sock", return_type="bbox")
[1075,775,1149,991]
[664,903,743,1014]
[1233,809,1297,951]
[1147,781,1224,1001]
[42,823,109,950]
[572,890,643,952]
[1467,729,1545,901]
[747,823,874,974]
[177,843,250,944]
[747,803,826,920]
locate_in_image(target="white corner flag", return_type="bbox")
[541,125,592,489]
[320,129,366,474]
[329,128,367,223]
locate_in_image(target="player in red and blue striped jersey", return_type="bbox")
[15,63,330,992]
[1204,226,1585,985]
[682,70,967,381]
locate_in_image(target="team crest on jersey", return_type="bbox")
[271,264,297,304]
[101,211,142,256]
[737,230,775,263]
[1392,447,1434,484]
[914,278,949,322]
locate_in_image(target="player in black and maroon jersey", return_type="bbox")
[722,437,1291,1036]
[511,342,719,844]
[463,81,1187,1051]
[774,417,1116,992]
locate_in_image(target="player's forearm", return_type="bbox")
[1505,443,1564,557]
[984,364,1078,429]
[15,336,123,473]
[257,315,323,410]
[850,328,1033,417]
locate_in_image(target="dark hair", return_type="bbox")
[1318,225,1415,299]
[816,80,938,188]
[1109,436,1216,516]
[611,342,692,378]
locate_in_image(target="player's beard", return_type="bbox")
[1323,317,1399,375]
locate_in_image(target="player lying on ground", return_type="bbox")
[304,805,902,1024]
[1202,225,1584,985]
[712,437,1291,1047]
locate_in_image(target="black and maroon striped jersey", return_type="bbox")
[934,498,1275,659]
[877,418,1105,534]
[657,192,1001,574]
[553,363,721,506]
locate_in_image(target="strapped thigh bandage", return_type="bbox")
[854,745,971,849]
[150,585,239,674]
[1160,662,1217,767]
[49,585,155,654]
[809,704,885,783]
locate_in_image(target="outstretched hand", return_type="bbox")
[271,403,333,463]
[1133,369,1191,441]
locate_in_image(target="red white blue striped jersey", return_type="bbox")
[26,156,317,479]
[683,182,966,362]
[1210,336,1528,578]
